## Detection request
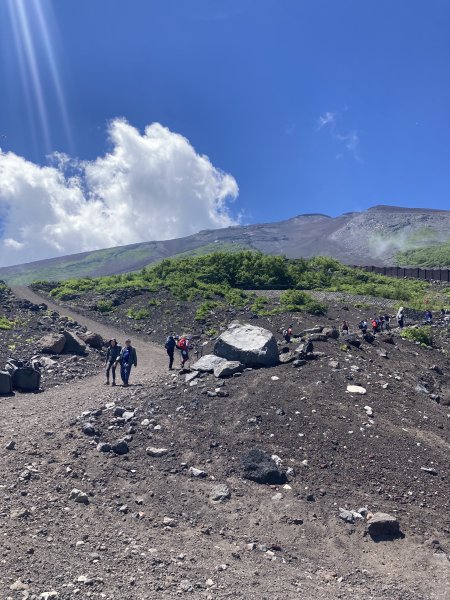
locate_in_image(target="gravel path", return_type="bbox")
[5,286,166,436]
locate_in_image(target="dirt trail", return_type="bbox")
[4,286,167,436]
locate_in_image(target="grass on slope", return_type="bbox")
[34,251,435,310]
[395,242,450,268]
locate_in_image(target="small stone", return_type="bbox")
[420,467,438,475]
[364,405,373,417]
[97,442,111,453]
[111,439,129,455]
[367,512,400,537]
[5,440,16,450]
[82,422,96,436]
[10,580,29,591]
[338,508,355,523]
[189,467,207,478]
[346,385,367,394]
[163,516,177,527]
[210,484,231,502]
[10,508,30,519]
[77,575,94,585]
[329,360,341,369]
[146,447,169,457]
[70,488,89,504]
[293,359,306,367]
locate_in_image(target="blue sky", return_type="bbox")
[0,0,449,265]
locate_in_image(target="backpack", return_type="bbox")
[165,336,175,350]
[178,337,188,350]
[0,371,13,395]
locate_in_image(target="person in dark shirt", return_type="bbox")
[116,339,137,386]
[105,339,121,386]
[165,334,176,370]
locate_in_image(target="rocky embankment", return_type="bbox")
[0,286,449,599]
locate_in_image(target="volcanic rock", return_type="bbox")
[38,333,66,355]
[214,323,279,367]
[191,355,227,373]
[242,448,286,484]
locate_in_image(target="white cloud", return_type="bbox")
[317,110,361,161]
[317,111,336,129]
[0,119,239,267]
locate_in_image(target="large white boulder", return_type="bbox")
[213,323,279,367]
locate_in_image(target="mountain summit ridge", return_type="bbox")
[1,205,450,283]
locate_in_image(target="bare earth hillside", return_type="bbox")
[0,285,448,599]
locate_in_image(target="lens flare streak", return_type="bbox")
[6,0,73,153]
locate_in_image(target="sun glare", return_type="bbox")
[6,0,73,153]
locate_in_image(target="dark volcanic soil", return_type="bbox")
[0,286,449,599]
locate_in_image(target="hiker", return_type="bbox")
[358,319,368,334]
[384,314,391,331]
[283,325,293,343]
[105,338,121,385]
[341,320,349,335]
[116,339,137,386]
[165,334,176,370]
[378,315,385,331]
[397,307,405,329]
[371,318,379,334]
[424,310,433,324]
[176,335,191,369]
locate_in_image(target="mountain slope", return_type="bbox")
[1,205,450,284]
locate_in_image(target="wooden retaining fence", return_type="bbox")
[356,266,450,282]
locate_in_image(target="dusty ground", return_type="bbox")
[0,286,449,599]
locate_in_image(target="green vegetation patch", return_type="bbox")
[40,250,433,309]
[0,316,15,330]
[127,307,150,320]
[400,326,433,347]
[280,290,327,315]
[195,300,222,321]
[395,242,450,268]
[96,299,114,313]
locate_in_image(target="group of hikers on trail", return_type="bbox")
[104,334,190,385]
[105,338,137,386]
[164,334,192,370]
[105,304,444,386]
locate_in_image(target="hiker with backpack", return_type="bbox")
[384,314,391,331]
[341,320,349,335]
[116,339,137,386]
[358,319,368,334]
[176,335,191,369]
[165,334,176,370]
[105,338,121,385]
[397,307,405,329]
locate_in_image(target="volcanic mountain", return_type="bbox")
[1,205,450,284]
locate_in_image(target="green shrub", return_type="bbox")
[148,298,162,306]
[401,326,433,347]
[251,295,269,312]
[280,290,327,315]
[195,300,220,321]
[0,316,15,330]
[96,299,114,313]
[46,250,433,309]
[127,307,150,320]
